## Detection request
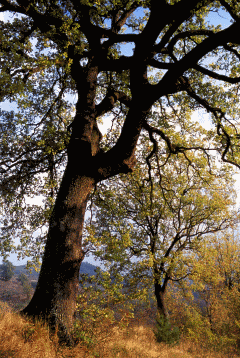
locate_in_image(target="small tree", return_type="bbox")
[190,232,240,339]
[85,145,239,320]
[0,259,15,281]
[83,125,239,348]
[165,231,240,353]
[18,273,33,300]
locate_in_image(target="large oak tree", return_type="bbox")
[1,0,240,346]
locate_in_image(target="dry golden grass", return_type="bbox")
[0,299,239,358]
[0,301,87,358]
[97,323,240,358]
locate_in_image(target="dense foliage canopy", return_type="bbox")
[1,0,240,268]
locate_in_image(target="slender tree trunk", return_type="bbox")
[20,159,95,346]
[154,280,169,320]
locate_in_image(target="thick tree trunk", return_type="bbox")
[19,57,146,346]
[20,160,95,346]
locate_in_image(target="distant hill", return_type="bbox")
[79,261,99,276]
[0,261,100,281]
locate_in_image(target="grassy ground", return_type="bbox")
[0,299,239,358]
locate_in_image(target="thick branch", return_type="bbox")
[0,0,68,48]
[149,21,240,103]
[219,0,240,22]
[167,29,214,54]
[111,2,139,34]
[154,0,213,52]
[94,102,151,181]
[95,88,131,118]
[98,55,133,71]
[148,59,174,70]
[218,125,240,169]
[134,0,170,61]
[194,64,240,83]
[74,5,105,47]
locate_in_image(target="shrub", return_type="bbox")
[153,313,181,346]
[0,260,15,281]
[18,272,29,285]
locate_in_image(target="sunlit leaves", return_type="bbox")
[175,231,240,349]
[84,125,239,310]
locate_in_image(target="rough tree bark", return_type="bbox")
[20,166,95,345]
[20,76,148,345]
